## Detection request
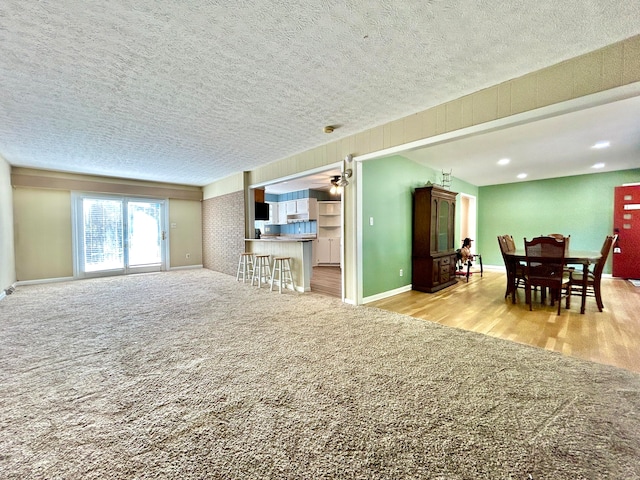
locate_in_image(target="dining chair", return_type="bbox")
[497,235,525,303]
[546,233,571,255]
[545,234,573,273]
[504,234,517,252]
[455,238,483,282]
[523,236,568,315]
[455,252,484,282]
[565,235,616,312]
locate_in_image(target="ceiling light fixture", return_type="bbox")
[337,168,352,187]
[497,158,510,165]
[329,175,342,195]
[517,173,527,179]
[323,125,335,134]
[591,141,610,149]
[328,154,355,193]
[592,162,606,169]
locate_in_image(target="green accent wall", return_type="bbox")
[363,161,639,298]
[362,156,479,298]
[478,169,640,273]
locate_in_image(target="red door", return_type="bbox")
[612,185,640,279]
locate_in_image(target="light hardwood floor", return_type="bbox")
[369,269,640,374]
[311,266,342,298]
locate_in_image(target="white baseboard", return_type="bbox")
[169,265,204,271]
[362,284,413,304]
[481,264,506,272]
[361,266,505,304]
[16,277,74,286]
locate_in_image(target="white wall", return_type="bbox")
[0,156,16,292]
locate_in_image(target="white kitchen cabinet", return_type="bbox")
[296,198,308,214]
[278,202,288,225]
[316,238,331,264]
[285,198,317,223]
[316,237,340,264]
[316,201,341,264]
[265,202,277,225]
[286,200,297,214]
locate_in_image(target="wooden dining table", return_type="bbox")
[506,249,601,314]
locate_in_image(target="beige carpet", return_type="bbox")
[1,269,639,479]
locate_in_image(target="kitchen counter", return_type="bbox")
[244,238,314,292]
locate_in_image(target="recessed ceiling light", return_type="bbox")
[517,173,527,179]
[592,163,605,169]
[591,141,610,149]
[497,158,510,165]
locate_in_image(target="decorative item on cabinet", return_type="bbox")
[412,183,458,293]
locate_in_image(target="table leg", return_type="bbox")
[580,262,588,314]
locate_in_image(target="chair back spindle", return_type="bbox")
[524,236,567,315]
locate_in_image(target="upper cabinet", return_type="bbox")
[264,202,278,225]
[264,190,332,226]
[277,202,287,225]
[272,198,318,224]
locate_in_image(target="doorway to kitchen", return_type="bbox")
[254,165,344,298]
[73,193,168,278]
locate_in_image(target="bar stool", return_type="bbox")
[236,252,254,283]
[252,254,271,287]
[270,257,295,293]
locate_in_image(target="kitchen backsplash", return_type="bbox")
[263,220,317,236]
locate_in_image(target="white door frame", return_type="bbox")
[72,192,169,278]
[459,193,478,254]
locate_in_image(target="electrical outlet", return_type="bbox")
[399,269,403,277]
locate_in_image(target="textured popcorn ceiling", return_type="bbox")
[0,1,639,186]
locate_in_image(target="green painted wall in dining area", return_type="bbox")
[477,168,640,273]
[361,155,478,298]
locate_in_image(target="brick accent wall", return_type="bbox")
[202,191,245,277]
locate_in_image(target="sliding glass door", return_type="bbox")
[126,200,164,270]
[74,194,167,278]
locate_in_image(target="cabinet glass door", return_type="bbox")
[431,199,438,250]
[437,200,449,251]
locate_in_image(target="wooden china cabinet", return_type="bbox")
[412,184,458,293]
